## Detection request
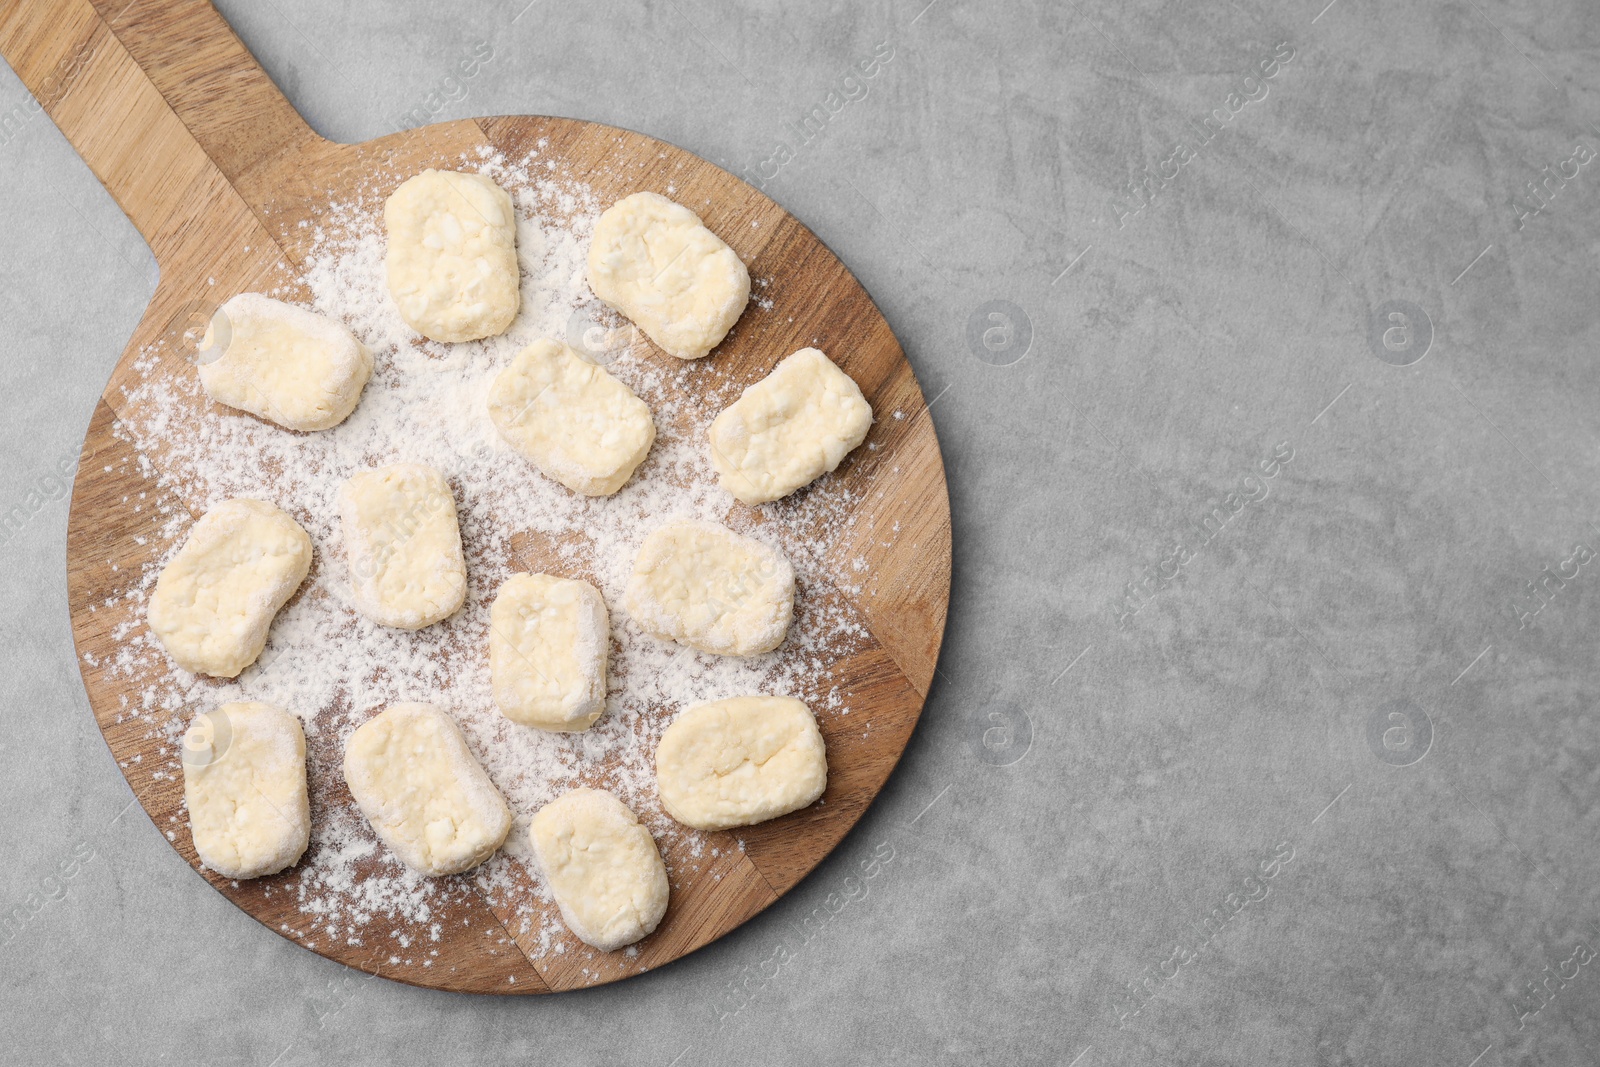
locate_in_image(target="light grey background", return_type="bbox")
[3,0,1599,1063]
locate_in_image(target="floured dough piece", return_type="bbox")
[343,702,512,876]
[487,339,655,496]
[339,463,466,630]
[530,788,669,951]
[656,696,827,831]
[148,498,312,678]
[490,573,609,731]
[197,293,373,431]
[586,191,750,360]
[182,701,310,879]
[709,347,872,504]
[384,169,519,342]
[623,520,794,656]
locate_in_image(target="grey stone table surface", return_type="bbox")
[3,0,1598,1063]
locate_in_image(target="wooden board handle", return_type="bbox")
[0,0,322,264]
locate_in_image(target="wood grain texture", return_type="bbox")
[10,0,951,992]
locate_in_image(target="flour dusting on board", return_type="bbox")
[98,145,872,972]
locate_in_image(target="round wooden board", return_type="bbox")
[20,0,950,993]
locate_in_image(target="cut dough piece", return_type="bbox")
[343,702,512,876]
[147,498,312,678]
[656,696,827,831]
[197,293,373,431]
[384,169,519,342]
[529,788,669,951]
[339,463,466,630]
[623,520,794,656]
[487,339,655,496]
[182,701,310,879]
[586,191,750,360]
[708,347,873,504]
[490,573,609,732]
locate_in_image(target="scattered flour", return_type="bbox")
[101,145,871,965]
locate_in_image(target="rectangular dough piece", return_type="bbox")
[197,293,372,431]
[384,169,520,343]
[487,339,655,496]
[623,520,794,656]
[708,347,872,504]
[343,702,512,876]
[147,498,312,678]
[530,788,669,951]
[586,191,750,360]
[490,573,609,731]
[182,701,310,879]
[339,463,467,630]
[655,695,826,831]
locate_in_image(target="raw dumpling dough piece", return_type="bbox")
[530,788,669,951]
[343,702,512,876]
[147,498,312,678]
[197,293,373,431]
[490,573,609,731]
[487,339,655,496]
[708,347,873,504]
[586,191,750,360]
[384,169,520,343]
[623,520,794,656]
[656,695,827,831]
[182,701,310,879]
[339,463,466,630]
